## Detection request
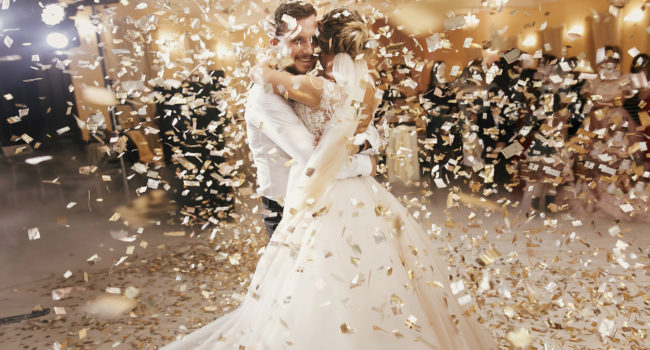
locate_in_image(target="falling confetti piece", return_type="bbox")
[52,286,86,301]
[27,227,40,240]
[164,231,186,237]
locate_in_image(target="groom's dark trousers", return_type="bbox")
[262,196,283,237]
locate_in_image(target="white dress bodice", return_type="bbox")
[294,79,343,136]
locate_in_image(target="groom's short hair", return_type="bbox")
[273,1,317,37]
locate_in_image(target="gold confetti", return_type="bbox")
[507,328,532,348]
[340,323,352,334]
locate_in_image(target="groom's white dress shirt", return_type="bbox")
[245,83,380,202]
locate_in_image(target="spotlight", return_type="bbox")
[42,4,66,26]
[46,32,69,49]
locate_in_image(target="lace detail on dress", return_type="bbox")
[294,79,344,136]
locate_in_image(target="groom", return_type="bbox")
[245,1,379,237]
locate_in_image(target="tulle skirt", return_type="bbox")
[161,177,496,349]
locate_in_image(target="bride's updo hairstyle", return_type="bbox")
[318,8,370,59]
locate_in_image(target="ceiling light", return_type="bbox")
[567,24,584,40]
[42,4,65,26]
[46,32,69,49]
[522,35,537,47]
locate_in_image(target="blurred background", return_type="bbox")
[0,0,649,349]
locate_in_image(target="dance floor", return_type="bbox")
[1,172,648,349]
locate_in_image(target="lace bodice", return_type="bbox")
[294,79,343,136]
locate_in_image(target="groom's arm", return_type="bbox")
[254,89,315,166]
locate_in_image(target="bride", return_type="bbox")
[162,8,496,349]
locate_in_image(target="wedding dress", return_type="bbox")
[161,55,496,349]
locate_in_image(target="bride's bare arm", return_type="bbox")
[251,63,380,144]
[250,64,324,108]
[355,82,380,134]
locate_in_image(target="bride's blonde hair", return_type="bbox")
[318,8,370,58]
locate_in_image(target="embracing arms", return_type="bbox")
[250,64,379,135]
[247,84,376,179]
[254,67,324,109]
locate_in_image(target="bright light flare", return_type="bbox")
[216,43,233,59]
[624,9,644,23]
[567,24,584,40]
[46,32,69,49]
[522,35,537,47]
[42,4,65,26]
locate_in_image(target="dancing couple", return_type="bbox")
[162,2,496,349]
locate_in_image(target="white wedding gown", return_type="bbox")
[162,72,496,350]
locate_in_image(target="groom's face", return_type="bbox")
[280,15,318,74]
